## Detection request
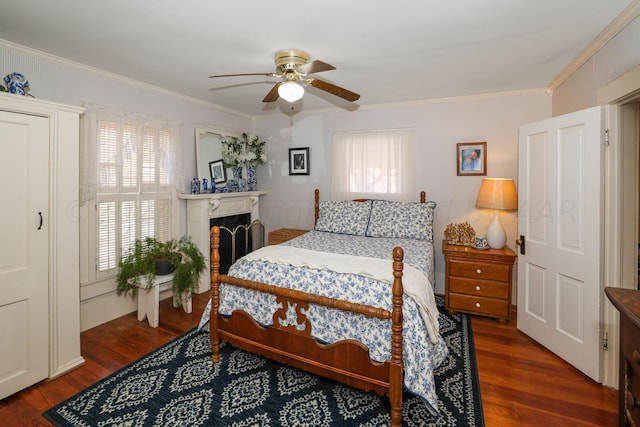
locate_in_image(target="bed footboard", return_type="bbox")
[209,226,405,426]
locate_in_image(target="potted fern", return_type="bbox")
[116,236,206,305]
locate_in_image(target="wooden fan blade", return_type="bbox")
[262,82,282,102]
[209,72,276,78]
[307,79,360,102]
[209,81,276,91]
[297,60,336,75]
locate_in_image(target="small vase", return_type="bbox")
[232,166,246,192]
[246,164,257,191]
[3,72,29,95]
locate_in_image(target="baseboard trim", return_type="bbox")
[80,287,183,331]
[50,357,86,379]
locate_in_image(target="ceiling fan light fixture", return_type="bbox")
[278,81,304,102]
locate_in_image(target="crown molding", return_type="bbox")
[546,0,640,95]
[0,39,253,119]
[1,38,549,121]
[597,63,640,104]
[254,88,549,121]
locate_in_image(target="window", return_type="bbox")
[80,107,182,281]
[332,128,415,201]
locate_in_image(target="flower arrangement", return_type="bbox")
[221,133,267,167]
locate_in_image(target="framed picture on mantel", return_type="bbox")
[209,159,227,184]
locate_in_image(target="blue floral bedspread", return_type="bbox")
[284,230,436,287]
[199,230,448,415]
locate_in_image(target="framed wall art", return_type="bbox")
[289,147,310,175]
[209,159,227,184]
[456,142,487,176]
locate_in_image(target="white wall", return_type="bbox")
[553,14,640,114]
[253,94,551,294]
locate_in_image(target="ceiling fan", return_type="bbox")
[209,49,360,103]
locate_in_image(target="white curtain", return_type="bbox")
[332,128,415,201]
[79,104,184,205]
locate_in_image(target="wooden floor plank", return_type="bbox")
[0,293,618,426]
[471,313,617,426]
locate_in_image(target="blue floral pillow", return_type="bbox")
[314,200,372,236]
[366,200,436,241]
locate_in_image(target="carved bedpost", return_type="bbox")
[210,226,221,363]
[314,188,320,225]
[420,191,426,203]
[390,246,404,426]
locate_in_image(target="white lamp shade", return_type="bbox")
[278,81,304,102]
[476,178,518,249]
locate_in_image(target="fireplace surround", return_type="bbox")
[179,191,267,292]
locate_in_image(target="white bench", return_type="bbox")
[136,274,192,328]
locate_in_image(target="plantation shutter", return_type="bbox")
[97,200,117,272]
[87,110,180,280]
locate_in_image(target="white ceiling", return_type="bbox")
[0,0,634,117]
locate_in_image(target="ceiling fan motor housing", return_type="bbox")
[275,49,310,73]
[210,48,359,103]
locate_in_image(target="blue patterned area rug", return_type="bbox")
[44,297,484,426]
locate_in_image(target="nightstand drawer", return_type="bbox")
[448,277,510,299]
[449,260,510,282]
[448,293,510,318]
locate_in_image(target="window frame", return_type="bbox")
[332,128,415,201]
[80,110,181,285]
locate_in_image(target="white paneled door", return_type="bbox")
[0,110,49,398]
[517,106,603,382]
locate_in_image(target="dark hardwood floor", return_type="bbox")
[0,292,618,426]
[472,313,618,426]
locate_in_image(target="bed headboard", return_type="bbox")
[314,189,427,225]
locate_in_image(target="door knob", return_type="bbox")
[515,235,525,255]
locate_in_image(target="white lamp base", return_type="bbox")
[486,211,506,249]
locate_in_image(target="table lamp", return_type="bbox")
[475,178,518,249]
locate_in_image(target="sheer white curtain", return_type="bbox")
[332,128,415,201]
[79,104,184,205]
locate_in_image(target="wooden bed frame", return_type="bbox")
[209,189,427,426]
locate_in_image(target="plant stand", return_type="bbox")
[136,274,192,328]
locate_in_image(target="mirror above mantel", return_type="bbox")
[195,126,240,190]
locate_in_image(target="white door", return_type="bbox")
[0,111,49,398]
[517,106,603,381]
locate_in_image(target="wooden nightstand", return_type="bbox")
[443,240,517,323]
[268,228,308,245]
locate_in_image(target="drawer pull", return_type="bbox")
[475,302,481,308]
[476,269,482,274]
[626,390,640,408]
[475,286,481,291]
[633,350,640,364]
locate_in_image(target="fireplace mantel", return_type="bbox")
[178,191,267,292]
